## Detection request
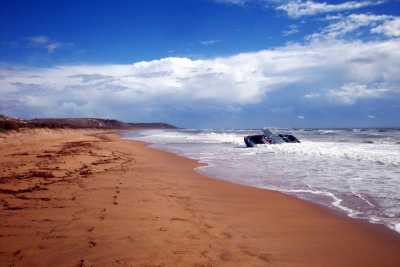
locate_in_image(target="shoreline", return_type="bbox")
[131,135,400,236]
[1,129,400,266]
[128,134,400,236]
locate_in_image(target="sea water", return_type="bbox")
[124,128,400,234]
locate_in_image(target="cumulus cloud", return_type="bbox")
[1,38,400,119]
[277,0,384,18]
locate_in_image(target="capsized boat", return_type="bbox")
[244,129,300,147]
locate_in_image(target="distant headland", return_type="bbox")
[0,114,177,132]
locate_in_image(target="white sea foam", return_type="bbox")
[276,188,360,217]
[253,141,400,166]
[137,130,244,146]
[354,192,375,207]
[393,223,400,234]
[317,129,337,134]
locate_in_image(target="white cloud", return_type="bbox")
[282,24,300,36]
[297,115,305,119]
[277,0,384,18]
[371,17,400,37]
[27,35,63,53]
[368,114,376,119]
[46,43,61,53]
[213,0,249,5]
[328,83,390,104]
[28,36,50,45]
[200,40,221,46]
[304,92,320,98]
[1,38,400,117]
[307,13,400,41]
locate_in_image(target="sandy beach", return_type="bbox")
[1,129,400,267]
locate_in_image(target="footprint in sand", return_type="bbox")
[241,249,272,263]
[258,253,271,263]
[126,235,135,243]
[13,249,22,257]
[12,249,24,263]
[88,240,97,248]
[112,194,119,205]
[170,217,188,222]
[187,234,201,240]
[79,259,92,267]
[194,263,213,267]
[200,250,208,258]
[204,223,214,229]
[173,250,187,255]
[219,251,233,261]
[221,232,232,239]
[98,209,107,220]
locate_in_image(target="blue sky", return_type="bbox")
[1,0,400,128]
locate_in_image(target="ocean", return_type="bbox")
[124,128,400,234]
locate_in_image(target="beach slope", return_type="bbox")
[1,129,400,266]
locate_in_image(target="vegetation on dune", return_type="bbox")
[0,114,176,132]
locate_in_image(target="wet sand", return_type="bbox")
[1,129,400,267]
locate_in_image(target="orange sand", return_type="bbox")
[1,129,400,267]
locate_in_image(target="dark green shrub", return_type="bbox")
[0,120,20,131]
